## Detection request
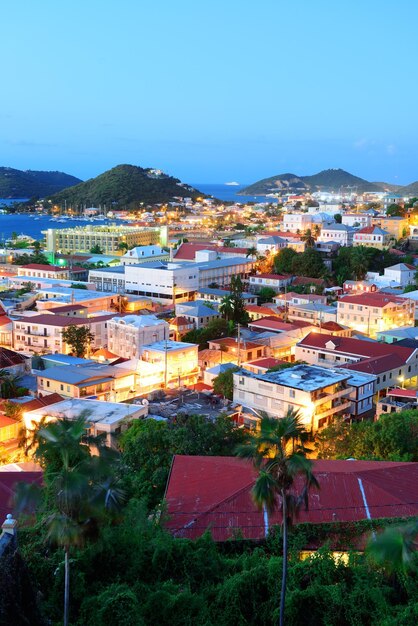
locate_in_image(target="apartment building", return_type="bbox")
[196,287,257,306]
[233,364,353,432]
[107,314,169,359]
[13,313,111,354]
[353,226,391,249]
[248,273,292,293]
[378,216,408,240]
[282,213,314,233]
[140,340,199,388]
[256,236,287,254]
[336,292,415,337]
[287,303,337,325]
[17,264,70,280]
[44,225,168,255]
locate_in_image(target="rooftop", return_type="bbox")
[142,340,197,352]
[241,363,350,391]
[25,398,147,426]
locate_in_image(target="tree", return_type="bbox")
[367,521,418,573]
[219,277,249,325]
[0,369,28,399]
[213,366,239,399]
[62,325,94,357]
[15,417,125,626]
[334,213,342,223]
[274,247,297,274]
[258,286,276,304]
[90,244,104,254]
[386,203,406,218]
[291,248,326,278]
[236,412,318,626]
[246,246,258,260]
[218,295,235,321]
[118,242,129,252]
[182,318,228,348]
[351,246,372,280]
[301,229,316,248]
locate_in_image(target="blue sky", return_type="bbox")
[2,0,418,184]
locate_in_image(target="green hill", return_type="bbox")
[240,168,394,195]
[399,180,418,196]
[0,167,82,198]
[48,164,203,208]
[240,173,308,195]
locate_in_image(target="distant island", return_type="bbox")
[240,168,410,195]
[47,164,204,208]
[0,167,82,199]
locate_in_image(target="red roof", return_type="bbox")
[21,264,69,272]
[292,276,325,287]
[298,332,414,362]
[339,292,410,307]
[13,393,64,413]
[0,415,18,429]
[321,321,346,331]
[342,354,405,375]
[208,337,263,350]
[165,456,418,542]
[245,305,280,316]
[254,273,290,280]
[387,388,418,399]
[0,471,43,518]
[174,242,249,260]
[0,347,29,368]
[244,357,286,369]
[0,316,12,327]
[249,317,312,332]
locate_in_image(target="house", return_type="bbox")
[273,292,327,306]
[168,316,194,341]
[23,398,148,449]
[233,364,353,432]
[165,456,418,542]
[336,292,415,337]
[287,303,337,325]
[175,301,220,329]
[208,337,266,364]
[295,332,418,393]
[107,314,169,360]
[256,236,287,254]
[245,305,281,321]
[343,280,378,294]
[17,264,71,280]
[36,363,136,402]
[242,357,287,375]
[318,224,355,246]
[173,242,249,261]
[353,226,391,249]
[248,273,292,293]
[0,347,30,375]
[376,326,418,344]
[248,317,312,334]
[121,245,169,265]
[342,213,372,228]
[197,287,256,306]
[379,217,408,240]
[381,263,416,288]
[376,389,418,419]
[203,362,237,387]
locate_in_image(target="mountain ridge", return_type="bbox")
[0,167,82,198]
[240,168,406,196]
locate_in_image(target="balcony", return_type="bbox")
[314,387,352,407]
[315,399,351,419]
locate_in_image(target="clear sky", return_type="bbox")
[2,0,418,185]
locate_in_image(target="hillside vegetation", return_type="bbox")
[48,164,203,208]
[0,167,81,198]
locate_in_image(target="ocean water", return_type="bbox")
[194,183,275,204]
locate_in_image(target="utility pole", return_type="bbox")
[237,323,241,366]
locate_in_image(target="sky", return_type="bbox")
[1,0,418,185]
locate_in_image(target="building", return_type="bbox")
[173,242,249,261]
[295,332,418,393]
[120,245,169,265]
[36,363,136,402]
[378,263,416,288]
[209,337,266,364]
[379,216,408,240]
[343,280,378,294]
[342,213,372,228]
[233,364,353,432]
[336,292,415,337]
[256,236,287,254]
[168,316,194,341]
[175,301,220,329]
[107,314,169,360]
[287,303,337,325]
[17,264,71,280]
[248,273,292,293]
[44,225,168,255]
[317,224,355,246]
[274,292,327,306]
[196,287,256,306]
[23,398,148,449]
[353,226,391,249]
[140,340,199,388]
[165,456,418,542]
[282,213,315,233]
[13,313,111,354]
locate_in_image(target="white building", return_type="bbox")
[233,364,353,432]
[108,314,169,359]
[318,224,355,246]
[121,245,169,265]
[256,236,287,254]
[342,213,372,228]
[353,227,391,249]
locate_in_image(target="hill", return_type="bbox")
[0,167,82,198]
[240,173,308,195]
[48,164,203,208]
[240,168,393,195]
[372,181,405,193]
[399,180,418,196]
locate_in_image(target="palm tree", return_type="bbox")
[219,295,235,321]
[367,521,418,573]
[351,246,371,280]
[246,246,258,260]
[301,228,316,248]
[0,369,26,399]
[236,411,318,626]
[15,417,125,626]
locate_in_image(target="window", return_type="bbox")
[289,389,295,398]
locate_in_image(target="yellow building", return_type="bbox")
[378,217,408,240]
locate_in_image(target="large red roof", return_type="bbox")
[174,242,249,260]
[20,264,69,272]
[298,332,414,362]
[338,292,409,307]
[165,456,418,542]
[249,317,312,332]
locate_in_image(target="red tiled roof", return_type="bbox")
[20,264,69,271]
[0,316,12,327]
[174,242,249,260]
[0,347,29,368]
[298,332,414,361]
[339,292,409,307]
[49,304,86,313]
[168,316,193,327]
[275,292,325,302]
[292,276,325,286]
[15,393,64,413]
[208,337,263,350]
[342,354,406,375]
[165,456,418,542]
[15,314,113,327]
[0,471,43,518]
[244,357,286,369]
[245,305,280,315]
[253,273,290,280]
[321,321,345,331]
[249,317,311,332]
[387,388,418,399]
[0,415,17,428]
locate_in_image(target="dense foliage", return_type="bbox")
[47,164,203,209]
[0,167,81,198]
[182,318,230,348]
[315,411,418,461]
[213,366,240,400]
